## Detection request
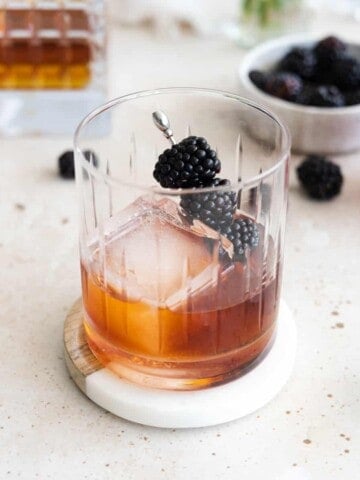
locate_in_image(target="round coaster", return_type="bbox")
[64,299,296,429]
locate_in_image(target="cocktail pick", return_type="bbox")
[152,111,176,145]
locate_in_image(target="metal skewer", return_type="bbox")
[152,111,176,145]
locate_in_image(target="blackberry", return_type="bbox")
[153,136,221,188]
[306,85,345,107]
[58,149,98,179]
[332,56,360,90]
[249,70,268,91]
[297,155,343,200]
[310,65,334,86]
[278,47,317,80]
[221,218,259,262]
[265,72,303,102]
[345,89,360,106]
[296,83,315,105]
[180,178,237,231]
[314,36,347,65]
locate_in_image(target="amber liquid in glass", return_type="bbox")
[81,204,281,390]
[0,9,92,88]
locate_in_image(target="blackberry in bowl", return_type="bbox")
[278,47,317,79]
[239,34,360,153]
[264,72,303,102]
[305,85,345,108]
[314,36,347,66]
[345,90,360,106]
[331,56,360,91]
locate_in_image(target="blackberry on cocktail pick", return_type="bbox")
[220,218,260,262]
[297,155,343,200]
[180,178,237,231]
[58,149,98,179]
[152,111,221,188]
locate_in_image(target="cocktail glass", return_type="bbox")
[75,88,290,390]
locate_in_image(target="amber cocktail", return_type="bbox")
[75,89,290,390]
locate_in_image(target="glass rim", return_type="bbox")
[74,87,291,194]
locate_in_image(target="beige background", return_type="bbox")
[1,11,360,480]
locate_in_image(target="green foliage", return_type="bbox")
[241,0,293,27]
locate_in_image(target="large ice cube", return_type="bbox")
[91,196,232,310]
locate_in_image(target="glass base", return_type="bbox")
[85,322,276,391]
[65,299,296,427]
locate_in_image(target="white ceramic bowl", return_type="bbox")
[239,34,360,154]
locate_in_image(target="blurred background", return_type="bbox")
[1,2,360,479]
[1,0,360,137]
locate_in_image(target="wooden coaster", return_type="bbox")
[63,299,102,394]
[64,299,297,428]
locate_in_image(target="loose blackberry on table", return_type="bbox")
[297,155,343,200]
[153,136,221,188]
[180,178,237,232]
[58,149,98,179]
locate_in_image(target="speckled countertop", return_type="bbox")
[1,23,360,480]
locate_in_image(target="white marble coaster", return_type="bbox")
[64,300,296,429]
